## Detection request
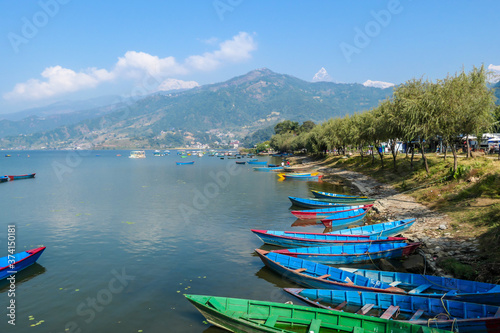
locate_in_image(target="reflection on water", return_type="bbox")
[0,263,46,292]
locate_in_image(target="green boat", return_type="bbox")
[185,294,451,333]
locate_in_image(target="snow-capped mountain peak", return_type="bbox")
[362,80,394,89]
[312,67,333,82]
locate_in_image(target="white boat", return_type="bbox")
[129,150,146,158]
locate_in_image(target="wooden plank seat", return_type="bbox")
[356,303,375,315]
[409,309,425,321]
[264,315,278,327]
[294,268,307,273]
[334,301,348,310]
[380,305,400,319]
[408,284,432,294]
[317,274,331,279]
[389,281,402,287]
[308,319,322,333]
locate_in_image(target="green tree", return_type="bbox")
[274,120,299,135]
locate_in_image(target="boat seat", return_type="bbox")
[380,305,400,319]
[409,309,425,321]
[488,285,500,293]
[308,318,321,333]
[334,301,348,310]
[317,274,331,279]
[409,284,432,294]
[264,315,278,327]
[356,303,375,315]
[495,308,500,318]
[389,281,402,287]
[294,268,307,273]
[208,298,225,312]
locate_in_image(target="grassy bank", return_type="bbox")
[315,152,500,283]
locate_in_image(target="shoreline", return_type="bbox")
[288,156,481,277]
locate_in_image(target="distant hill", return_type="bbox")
[0,68,393,149]
[494,81,500,103]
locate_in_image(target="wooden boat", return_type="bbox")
[319,207,371,228]
[1,247,46,280]
[247,158,258,161]
[311,190,369,200]
[326,219,416,237]
[271,242,420,264]
[339,267,500,306]
[7,173,36,180]
[128,150,146,158]
[312,197,376,205]
[253,167,284,172]
[248,161,268,165]
[235,161,246,165]
[0,176,8,183]
[291,205,373,219]
[283,174,323,181]
[176,161,195,165]
[288,196,357,209]
[184,294,451,333]
[285,288,500,333]
[268,164,280,167]
[256,249,413,293]
[251,229,407,248]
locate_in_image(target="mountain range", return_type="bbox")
[1,68,396,149]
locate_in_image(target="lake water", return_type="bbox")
[0,150,351,333]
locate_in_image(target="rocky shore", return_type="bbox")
[290,156,481,276]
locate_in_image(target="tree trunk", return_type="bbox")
[376,143,384,169]
[405,141,409,158]
[451,143,458,174]
[360,145,364,162]
[443,143,447,160]
[410,145,415,169]
[371,144,375,165]
[420,139,430,174]
[391,141,398,170]
[466,135,471,158]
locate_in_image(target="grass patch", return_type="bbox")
[438,258,478,281]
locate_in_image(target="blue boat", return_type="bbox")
[255,249,402,291]
[311,190,369,200]
[251,229,407,248]
[253,166,284,172]
[291,205,373,219]
[235,161,246,165]
[247,158,258,161]
[271,242,421,264]
[247,161,267,165]
[285,288,500,333]
[1,247,46,280]
[339,267,500,306]
[326,219,416,237]
[289,196,358,209]
[176,161,195,165]
[0,176,8,183]
[282,174,323,181]
[320,207,371,228]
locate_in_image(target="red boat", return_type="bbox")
[7,173,36,180]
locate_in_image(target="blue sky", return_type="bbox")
[1,0,499,114]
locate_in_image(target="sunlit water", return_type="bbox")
[0,150,353,332]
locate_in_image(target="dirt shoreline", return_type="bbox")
[289,156,481,276]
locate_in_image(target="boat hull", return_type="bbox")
[320,208,370,228]
[7,173,36,180]
[251,230,407,248]
[291,205,372,219]
[327,219,416,237]
[0,247,46,280]
[288,196,354,208]
[176,161,195,165]
[253,167,284,172]
[272,243,420,264]
[247,161,267,165]
[311,190,368,200]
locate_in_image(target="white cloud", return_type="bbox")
[4,66,114,100]
[488,64,500,82]
[186,32,256,71]
[4,32,256,101]
[362,80,395,89]
[157,78,199,91]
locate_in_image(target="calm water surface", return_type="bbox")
[0,151,351,333]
